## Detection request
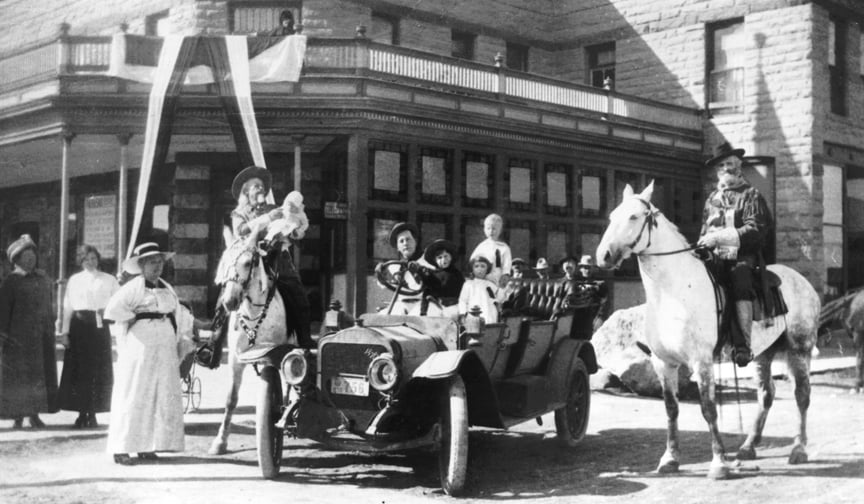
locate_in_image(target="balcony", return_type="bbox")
[0,33,702,151]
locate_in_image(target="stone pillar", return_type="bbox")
[171,163,211,316]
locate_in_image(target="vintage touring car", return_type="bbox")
[247,261,600,496]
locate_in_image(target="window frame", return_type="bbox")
[506,41,529,72]
[451,30,476,60]
[544,163,573,217]
[145,10,170,36]
[461,151,494,209]
[586,42,616,89]
[829,18,847,116]
[370,11,400,45]
[416,147,453,205]
[505,157,536,212]
[368,141,409,203]
[706,18,745,115]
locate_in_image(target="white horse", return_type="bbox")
[596,181,820,479]
[207,226,294,455]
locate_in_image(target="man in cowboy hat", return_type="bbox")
[230,166,313,349]
[533,257,550,280]
[561,254,608,333]
[696,142,773,367]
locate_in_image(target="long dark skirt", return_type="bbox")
[57,311,113,413]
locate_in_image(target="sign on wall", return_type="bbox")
[84,194,117,258]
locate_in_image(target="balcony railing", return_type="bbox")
[0,34,702,131]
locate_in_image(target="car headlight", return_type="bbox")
[367,353,399,392]
[281,349,308,385]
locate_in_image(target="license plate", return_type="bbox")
[330,375,369,397]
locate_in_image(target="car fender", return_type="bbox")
[545,339,597,405]
[412,350,504,429]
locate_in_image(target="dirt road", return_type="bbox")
[1,364,862,504]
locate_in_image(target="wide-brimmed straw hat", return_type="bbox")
[423,239,458,265]
[388,222,419,248]
[231,166,272,200]
[6,234,36,263]
[705,142,745,168]
[533,257,549,271]
[122,242,175,275]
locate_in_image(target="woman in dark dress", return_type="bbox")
[0,234,58,429]
[422,239,464,319]
[57,244,120,428]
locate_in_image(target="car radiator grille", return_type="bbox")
[320,342,389,411]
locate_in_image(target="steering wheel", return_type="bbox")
[375,260,425,297]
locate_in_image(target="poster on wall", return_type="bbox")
[84,194,117,259]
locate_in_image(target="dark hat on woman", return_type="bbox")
[705,142,745,168]
[279,9,294,22]
[231,166,272,200]
[6,234,36,263]
[122,242,175,275]
[388,222,419,248]
[423,239,458,265]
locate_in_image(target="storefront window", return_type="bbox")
[417,147,452,205]
[367,211,406,267]
[369,142,407,202]
[462,216,486,261]
[462,152,493,208]
[507,220,535,265]
[546,225,570,268]
[545,163,571,216]
[506,158,534,211]
[418,213,451,253]
[579,170,604,216]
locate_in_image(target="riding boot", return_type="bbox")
[733,300,754,367]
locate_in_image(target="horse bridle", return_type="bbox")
[628,198,699,257]
[222,244,277,346]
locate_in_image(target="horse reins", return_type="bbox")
[226,247,278,347]
[630,198,701,257]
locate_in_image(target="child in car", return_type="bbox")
[458,256,504,323]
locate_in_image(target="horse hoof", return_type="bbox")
[707,464,730,480]
[788,446,808,465]
[208,442,228,456]
[737,445,756,460]
[657,461,679,474]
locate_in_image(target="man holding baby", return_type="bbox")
[230,165,314,349]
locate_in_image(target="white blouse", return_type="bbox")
[60,269,120,333]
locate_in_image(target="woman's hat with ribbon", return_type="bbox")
[123,242,175,275]
[6,234,36,263]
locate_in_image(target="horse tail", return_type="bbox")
[819,292,855,330]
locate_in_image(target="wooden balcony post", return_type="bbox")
[57,22,71,75]
[494,52,505,97]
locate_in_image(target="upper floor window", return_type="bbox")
[587,42,615,89]
[829,19,847,115]
[506,42,529,72]
[707,19,744,114]
[451,30,476,60]
[230,3,300,34]
[145,11,170,36]
[370,12,399,45]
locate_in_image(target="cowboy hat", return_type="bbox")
[388,222,419,248]
[6,234,36,263]
[122,242,175,275]
[231,166,272,200]
[511,257,526,266]
[577,254,596,268]
[423,239,458,265]
[705,141,746,168]
[533,257,549,270]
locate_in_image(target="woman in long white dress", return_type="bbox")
[104,242,190,465]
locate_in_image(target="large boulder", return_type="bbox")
[591,305,695,398]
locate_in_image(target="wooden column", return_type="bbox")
[116,133,132,270]
[56,130,75,327]
[346,134,368,314]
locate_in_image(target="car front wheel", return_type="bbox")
[256,365,284,479]
[438,375,469,496]
[554,357,590,447]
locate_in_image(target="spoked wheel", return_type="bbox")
[181,377,192,413]
[189,376,202,411]
[438,375,469,496]
[554,358,591,447]
[256,366,284,479]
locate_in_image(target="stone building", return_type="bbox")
[0,0,861,319]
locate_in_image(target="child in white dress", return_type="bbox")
[458,256,504,323]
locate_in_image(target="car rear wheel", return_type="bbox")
[438,375,469,496]
[554,357,590,447]
[256,365,284,479]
